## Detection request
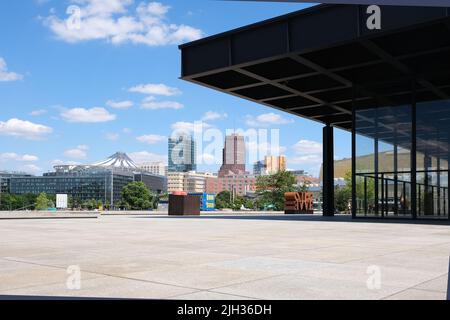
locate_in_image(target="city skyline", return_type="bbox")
[0,1,352,178]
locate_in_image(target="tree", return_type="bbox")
[35,193,50,210]
[215,191,232,209]
[120,182,157,210]
[82,199,101,210]
[296,179,311,192]
[335,185,351,212]
[343,170,376,211]
[255,171,297,211]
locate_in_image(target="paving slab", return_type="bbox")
[0,214,449,300]
[384,288,446,300]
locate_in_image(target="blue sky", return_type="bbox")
[0,0,351,177]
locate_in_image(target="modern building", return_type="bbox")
[0,171,33,194]
[288,170,307,177]
[218,134,247,177]
[168,135,196,172]
[206,174,257,197]
[264,155,287,174]
[139,161,167,176]
[9,152,167,207]
[253,156,286,175]
[134,172,167,194]
[179,3,450,220]
[167,171,215,193]
[253,160,266,176]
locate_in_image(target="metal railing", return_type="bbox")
[355,169,449,218]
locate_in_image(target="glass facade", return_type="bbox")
[353,81,449,220]
[168,135,197,172]
[10,168,134,207]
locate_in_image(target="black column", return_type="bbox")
[351,107,357,219]
[323,124,334,216]
[411,84,417,219]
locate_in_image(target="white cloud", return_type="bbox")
[292,139,322,155]
[171,121,212,134]
[106,100,133,109]
[246,113,294,127]
[141,99,183,110]
[129,151,167,164]
[290,154,323,165]
[0,153,39,162]
[0,118,53,140]
[0,57,23,82]
[247,141,286,158]
[136,134,166,144]
[64,145,89,159]
[60,107,116,123]
[20,164,42,174]
[29,109,48,116]
[43,1,203,46]
[290,139,323,175]
[202,111,227,121]
[129,84,181,96]
[122,127,132,134]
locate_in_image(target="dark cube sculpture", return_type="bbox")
[169,194,201,216]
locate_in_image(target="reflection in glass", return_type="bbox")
[416,100,450,218]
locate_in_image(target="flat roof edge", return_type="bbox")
[178,3,328,49]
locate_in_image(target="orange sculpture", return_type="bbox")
[284,192,314,214]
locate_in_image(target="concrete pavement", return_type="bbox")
[0,214,448,300]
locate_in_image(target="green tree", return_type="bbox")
[296,179,311,192]
[120,182,157,210]
[256,171,297,211]
[82,199,101,210]
[215,191,232,209]
[35,192,50,210]
[334,185,351,212]
[335,170,376,213]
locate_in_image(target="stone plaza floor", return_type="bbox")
[0,213,449,300]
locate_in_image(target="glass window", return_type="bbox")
[416,100,450,219]
[354,82,412,218]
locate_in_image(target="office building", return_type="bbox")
[218,134,246,177]
[139,161,167,176]
[9,152,167,207]
[180,4,450,220]
[0,171,33,194]
[167,171,215,193]
[253,156,286,175]
[206,174,257,197]
[253,160,266,176]
[168,135,196,172]
[264,155,286,174]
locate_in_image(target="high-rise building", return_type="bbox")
[218,134,246,177]
[139,161,167,176]
[168,135,196,172]
[253,161,266,176]
[264,155,286,174]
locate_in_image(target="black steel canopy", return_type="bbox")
[179,4,450,132]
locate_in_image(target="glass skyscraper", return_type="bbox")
[168,135,197,172]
